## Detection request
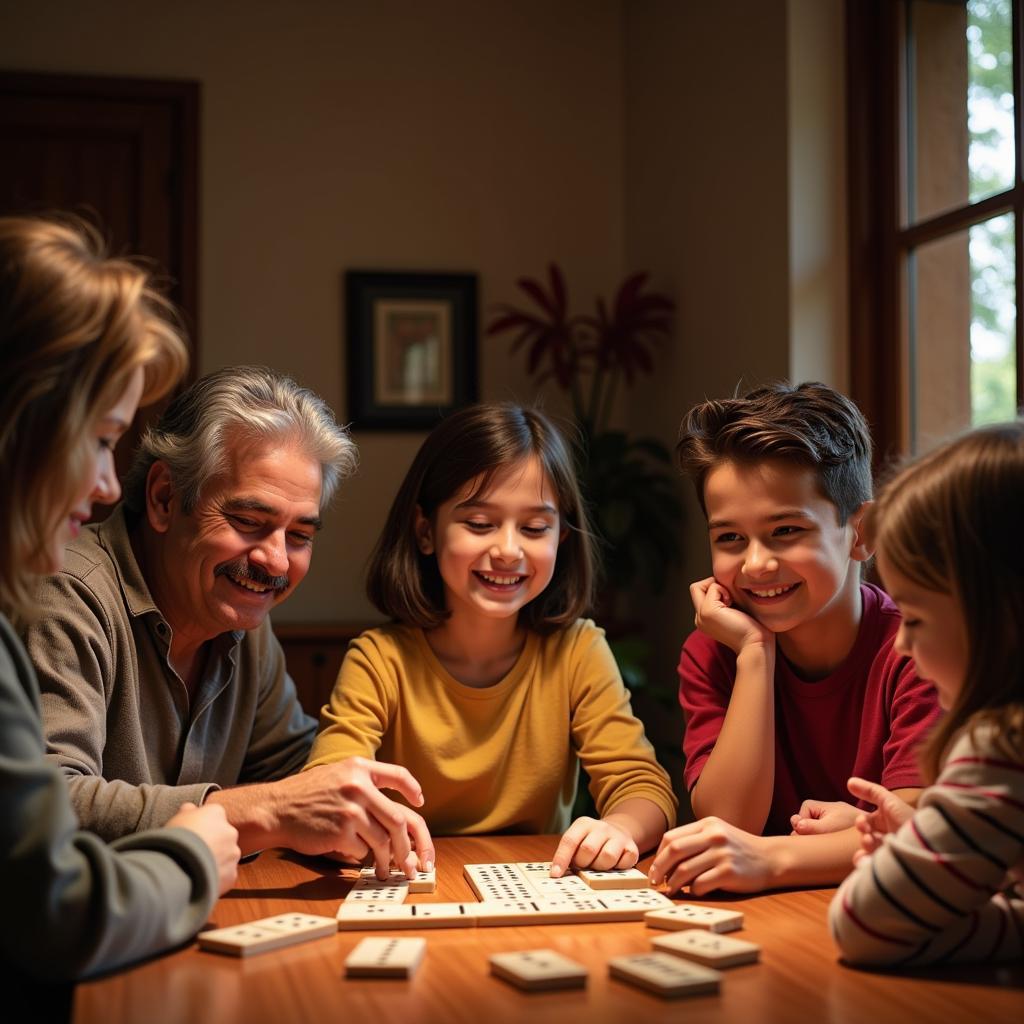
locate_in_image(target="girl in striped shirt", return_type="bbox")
[829,421,1024,966]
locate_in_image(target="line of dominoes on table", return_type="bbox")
[197,860,761,997]
[336,862,674,930]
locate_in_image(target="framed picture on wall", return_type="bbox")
[345,270,478,429]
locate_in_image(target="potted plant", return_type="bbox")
[487,264,684,687]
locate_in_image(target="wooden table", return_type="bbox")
[74,835,1022,1024]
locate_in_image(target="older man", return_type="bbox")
[27,366,432,876]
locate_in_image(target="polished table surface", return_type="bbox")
[74,835,1022,1024]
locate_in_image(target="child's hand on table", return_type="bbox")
[549,816,639,878]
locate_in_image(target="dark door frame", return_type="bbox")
[0,70,200,367]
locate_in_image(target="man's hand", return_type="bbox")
[846,777,914,865]
[790,799,861,836]
[690,577,773,655]
[210,757,434,878]
[550,816,640,878]
[648,817,775,895]
[168,801,241,895]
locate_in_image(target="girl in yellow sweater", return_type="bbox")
[307,403,675,875]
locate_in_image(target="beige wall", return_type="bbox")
[788,0,849,392]
[0,0,625,623]
[622,0,793,697]
[2,1,848,655]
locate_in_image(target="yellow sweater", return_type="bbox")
[306,619,676,835]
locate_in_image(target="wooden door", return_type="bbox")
[0,71,199,491]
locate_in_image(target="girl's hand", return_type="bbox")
[690,577,773,655]
[846,777,914,865]
[550,816,639,878]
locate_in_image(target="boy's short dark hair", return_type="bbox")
[675,381,873,523]
[367,402,596,633]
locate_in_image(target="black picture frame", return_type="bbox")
[345,270,478,430]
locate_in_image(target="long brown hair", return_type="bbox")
[0,215,188,618]
[367,403,596,633]
[869,421,1024,780]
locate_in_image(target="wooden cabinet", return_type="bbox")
[273,622,374,718]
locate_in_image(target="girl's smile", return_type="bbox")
[416,455,563,627]
[473,570,529,590]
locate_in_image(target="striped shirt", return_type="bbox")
[829,723,1024,966]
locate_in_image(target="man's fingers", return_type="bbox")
[367,761,425,807]
[404,812,435,873]
[352,815,393,880]
[332,839,371,864]
[364,793,413,873]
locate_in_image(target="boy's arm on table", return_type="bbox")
[649,817,863,893]
[648,780,923,893]
[682,578,778,834]
[790,787,922,835]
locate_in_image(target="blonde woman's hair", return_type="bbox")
[868,421,1024,780]
[0,215,189,619]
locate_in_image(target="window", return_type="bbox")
[848,0,1023,459]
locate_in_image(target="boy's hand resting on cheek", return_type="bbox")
[847,777,914,865]
[690,577,773,655]
[648,818,772,895]
[550,816,639,878]
[790,798,861,836]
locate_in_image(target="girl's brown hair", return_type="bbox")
[869,420,1024,780]
[367,403,596,633]
[0,215,188,618]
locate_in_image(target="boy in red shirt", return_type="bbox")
[649,382,941,894]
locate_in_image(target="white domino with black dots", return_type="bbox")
[345,937,426,978]
[645,903,745,933]
[490,949,588,991]
[198,913,337,957]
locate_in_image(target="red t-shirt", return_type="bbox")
[678,583,942,836]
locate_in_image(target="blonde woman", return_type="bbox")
[0,217,239,993]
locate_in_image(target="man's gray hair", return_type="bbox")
[123,365,357,514]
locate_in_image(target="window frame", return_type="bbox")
[847,0,1024,464]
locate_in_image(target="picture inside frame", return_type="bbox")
[374,299,453,406]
